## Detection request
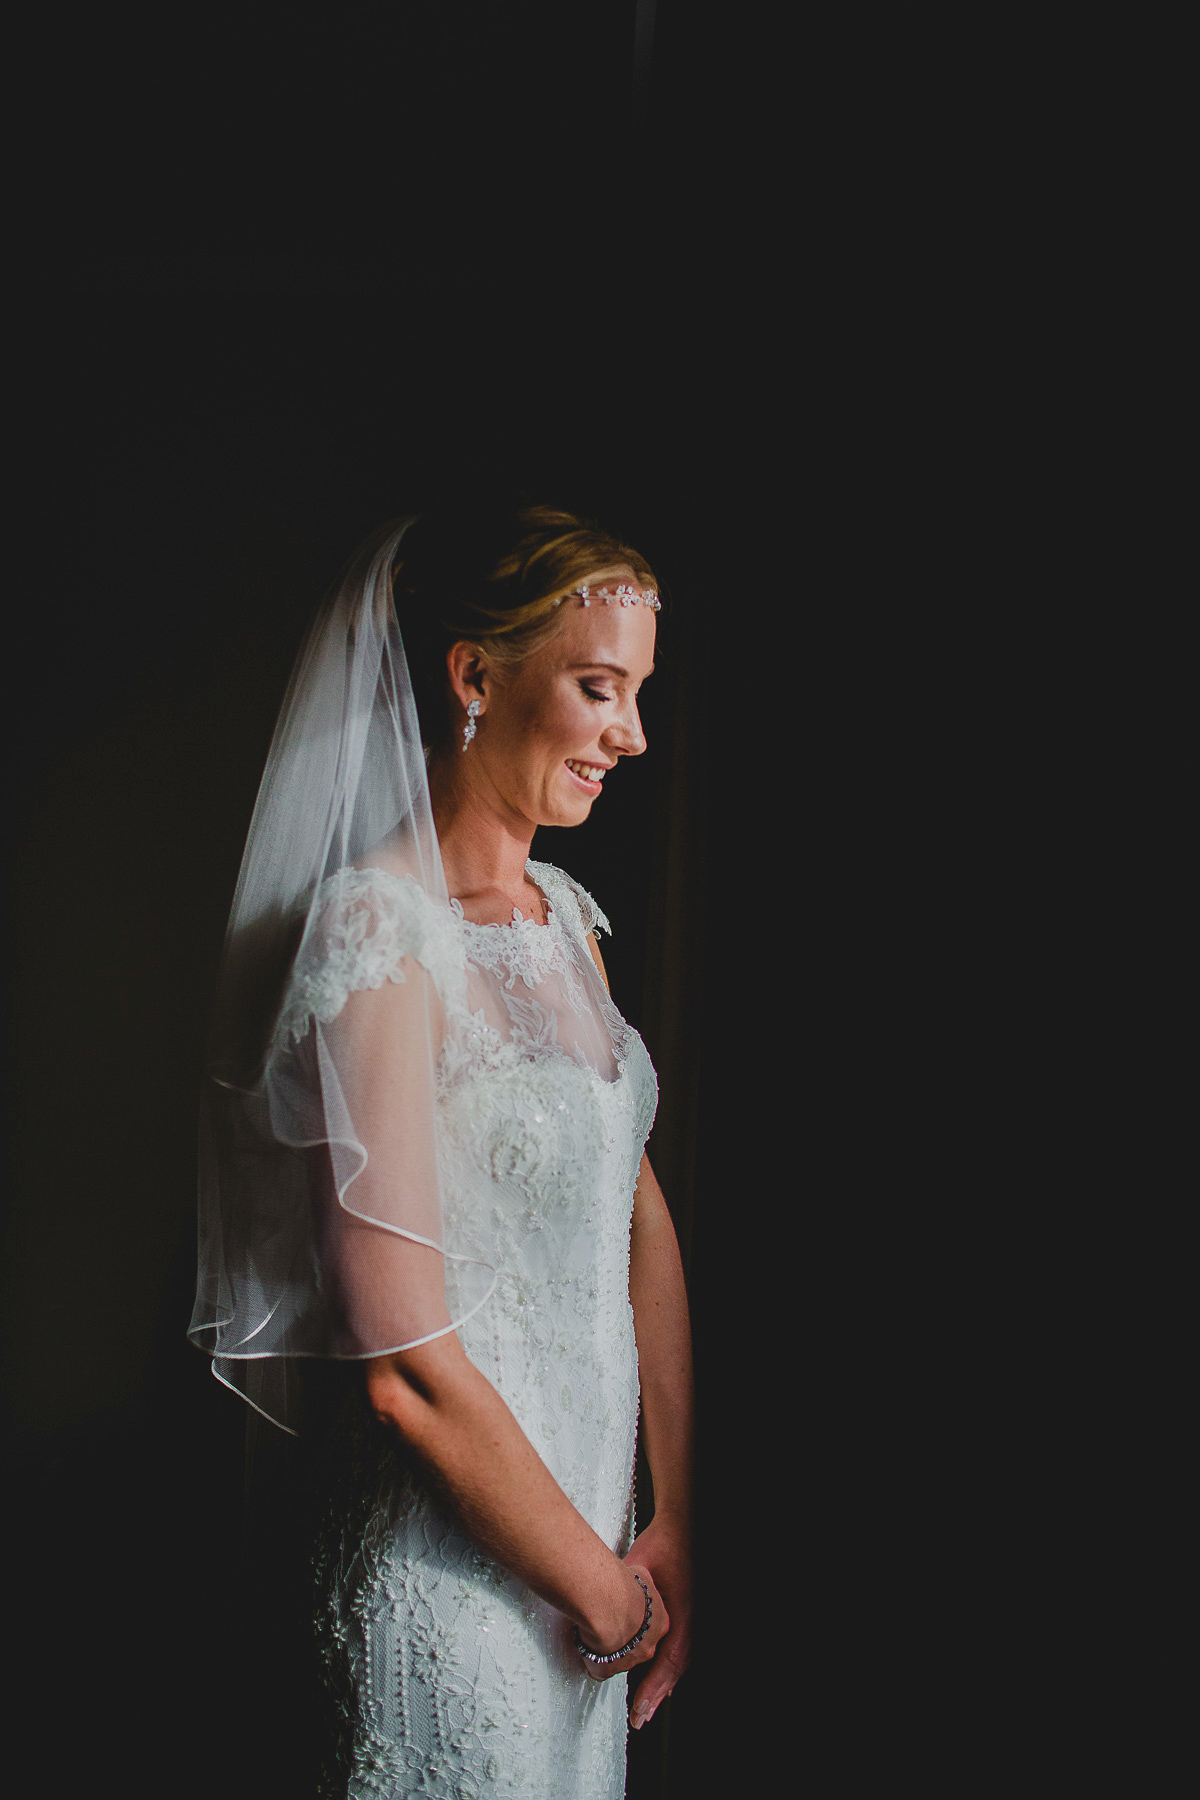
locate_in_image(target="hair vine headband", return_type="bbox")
[554,582,660,612]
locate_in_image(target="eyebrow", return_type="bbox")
[570,662,655,679]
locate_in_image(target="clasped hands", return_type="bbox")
[574,1517,692,1733]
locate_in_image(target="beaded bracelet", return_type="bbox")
[574,1573,653,1668]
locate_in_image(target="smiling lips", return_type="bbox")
[566,759,609,783]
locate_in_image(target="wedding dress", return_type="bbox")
[285,856,658,1800]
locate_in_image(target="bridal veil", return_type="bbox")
[188,522,495,1433]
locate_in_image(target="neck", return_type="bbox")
[427,750,537,908]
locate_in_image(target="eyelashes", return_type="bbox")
[580,684,616,704]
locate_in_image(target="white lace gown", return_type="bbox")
[305,860,658,1800]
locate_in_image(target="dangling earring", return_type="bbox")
[462,698,482,751]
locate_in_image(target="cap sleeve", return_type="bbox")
[276,866,464,1046]
[527,860,612,941]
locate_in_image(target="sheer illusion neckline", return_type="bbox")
[448,867,555,933]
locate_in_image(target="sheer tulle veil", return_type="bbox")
[188,521,495,1433]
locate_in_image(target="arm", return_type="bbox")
[626,1154,695,1725]
[367,1337,661,1658]
[585,931,695,1725]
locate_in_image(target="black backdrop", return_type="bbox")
[1,7,966,1794]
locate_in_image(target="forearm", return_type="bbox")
[629,1155,695,1531]
[367,1343,643,1648]
[584,936,695,1526]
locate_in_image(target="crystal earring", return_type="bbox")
[462,698,482,751]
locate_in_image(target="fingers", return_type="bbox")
[629,1687,671,1730]
[630,1664,680,1730]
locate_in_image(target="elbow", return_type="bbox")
[365,1337,468,1445]
[365,1358,431,1440]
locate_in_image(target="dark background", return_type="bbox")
[1,5,957,1794]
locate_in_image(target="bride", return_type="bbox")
[191,504,694,1798]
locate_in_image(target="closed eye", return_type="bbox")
[581,684,615,703]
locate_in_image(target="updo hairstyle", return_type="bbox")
[388,503,660,753]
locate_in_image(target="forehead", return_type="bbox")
[547,587,657,675]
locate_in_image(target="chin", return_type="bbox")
[551,801,594,829]
[544,792,595,829]
[540,772,598,829]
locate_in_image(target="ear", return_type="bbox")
[445,642,491,717]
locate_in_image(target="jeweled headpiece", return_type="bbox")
[554,582,660,612]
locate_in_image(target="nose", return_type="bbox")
[602,696,647,758]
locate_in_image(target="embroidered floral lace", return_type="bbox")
[295,861,657,1800]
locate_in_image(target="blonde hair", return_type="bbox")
[390,503,661,750]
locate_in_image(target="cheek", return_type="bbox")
[526,689,593,750]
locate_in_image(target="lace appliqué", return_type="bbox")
[276,866,466,1048]
[527,860,611,941]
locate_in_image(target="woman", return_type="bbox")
[191,505,693,1799]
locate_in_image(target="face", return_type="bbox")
[468,572,656,829]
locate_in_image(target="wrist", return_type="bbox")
[576,1571,653,1665]
[578,1564,646,1652]
[643,1501,692,1543]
